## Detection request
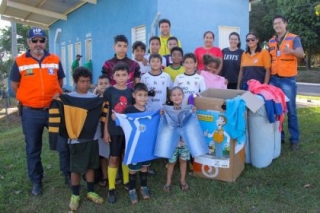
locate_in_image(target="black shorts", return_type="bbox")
[110,135,125,157]
[69,140,100,174]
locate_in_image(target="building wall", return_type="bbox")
[156,0,250,53]
[49,0,157,88]
[49,0,249,89]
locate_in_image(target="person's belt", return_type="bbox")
[22,105,49,111]
[272,74,286,78]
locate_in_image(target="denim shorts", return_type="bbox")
[128,161,151,171]
[168,146,190,163]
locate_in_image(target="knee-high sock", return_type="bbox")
[108,166,118,190]
[122,163,129,184]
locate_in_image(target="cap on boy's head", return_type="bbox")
[28,27,46,39]
[76,54,82,58]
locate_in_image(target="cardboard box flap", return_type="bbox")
[199,89,264,113]
[241,91,264,113]
[195,97,225,111]
[200,89,245,99]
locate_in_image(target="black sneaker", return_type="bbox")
[32,183,42,196]
[108,189,116,203]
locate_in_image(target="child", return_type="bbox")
[163,87,191,192]
[95,74,111,187]
[141,53,173,111]
[132,41,149,76]
[174,53,206,104]
[104,62,134,203]
[67,67,104,211]
[200,55,228,89]
[144,36,166,70]
[163,36,179,67]
[123,83,151,204]
[164,47,185,82]
[101,34,141,89]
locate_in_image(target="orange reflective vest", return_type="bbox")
[15,53,62,108]
[269,33,298,77]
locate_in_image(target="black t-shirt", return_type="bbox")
[221,48,244,83]
[103,86,133,135]
[124,105,145,114]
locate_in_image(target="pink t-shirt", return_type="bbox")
[194,47,223,70]
[200,70,227,89]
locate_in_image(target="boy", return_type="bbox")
[174,53,206,104]
[104,62,134,203]
[123,83,151,204]
[163,36,179,67]
[132,41,149,76]
[164,47,185,82]
[144,36,166,71]
[94,74,111,187]
[49,67,104,211]
[141,53,173,111]
[101,34,140,89]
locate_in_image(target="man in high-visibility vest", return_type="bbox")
[268,15,305,151]
[10,27,65,196]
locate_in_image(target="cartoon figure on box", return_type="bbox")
[204,115,230,158]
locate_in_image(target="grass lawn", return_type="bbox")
[1,108,320,213]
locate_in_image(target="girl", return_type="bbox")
[200,55,227,89]
[163,87,192,192]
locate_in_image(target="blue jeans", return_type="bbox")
[154,105,208,159]
[21,108,49,184]
[56,135,70,177]
[269,75,299,143]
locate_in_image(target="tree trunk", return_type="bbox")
[305,49,312,70]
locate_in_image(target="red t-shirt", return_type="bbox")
[194,46,223,70]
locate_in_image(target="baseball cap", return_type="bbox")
[28,27,46,39]
[76,54,82,57]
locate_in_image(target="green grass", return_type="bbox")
[1,109,320,213]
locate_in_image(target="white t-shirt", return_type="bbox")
[173,73,206,104]
[133,59,149,76]
[141,71,173,111]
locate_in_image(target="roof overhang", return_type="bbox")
[0,0,97,29]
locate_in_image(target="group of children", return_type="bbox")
[62,34,229,211]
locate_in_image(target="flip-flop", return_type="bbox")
[180,183,189,191]
[163,185,171,192]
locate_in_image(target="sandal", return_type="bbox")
[163,185,171,192]
[180,183,189,191]
[99,178,108,187]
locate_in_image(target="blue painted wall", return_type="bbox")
[49,0,157,89]
[49,0,249,89]
[156,0,249,53]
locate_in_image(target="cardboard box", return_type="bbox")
[193,89,263,182]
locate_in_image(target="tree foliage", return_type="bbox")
[250,0,320,68]
[0,24,30,77]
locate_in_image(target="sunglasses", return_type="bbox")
[31,38,46,43]
[246,38,256,42]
